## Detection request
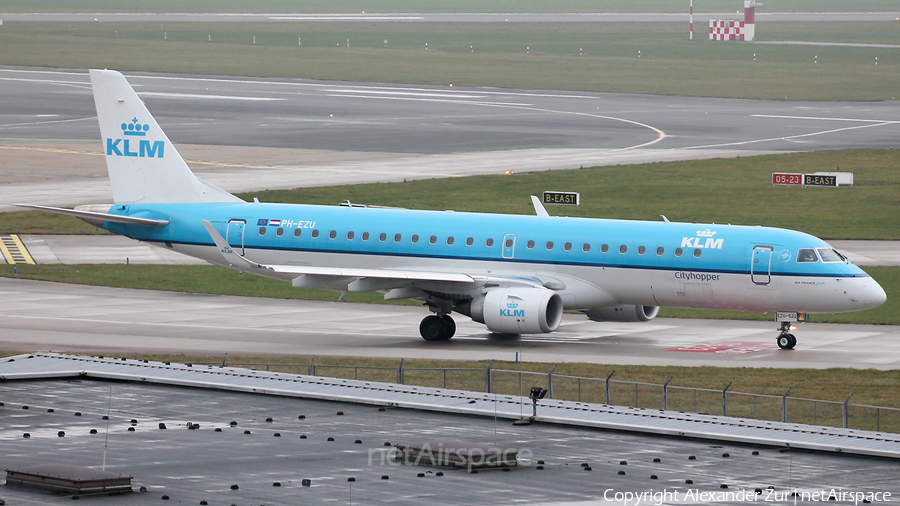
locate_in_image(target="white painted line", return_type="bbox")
[137,92,284,101]
[269,16,423,21]
[326,93,534,107]
[753,114,900,124]
[325,89,486,99]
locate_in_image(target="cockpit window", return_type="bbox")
[797,248,819,263]
[817,248,845,263]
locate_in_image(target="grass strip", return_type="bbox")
[0,22,897,100]
[2,0,896,14]
[3,150,899,239]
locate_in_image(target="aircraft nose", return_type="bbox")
[858,277,887,308]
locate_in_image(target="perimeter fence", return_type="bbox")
[192,359,900,434]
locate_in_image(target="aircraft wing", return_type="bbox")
[202,220,489,291]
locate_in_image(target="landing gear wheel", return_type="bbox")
[420,315,445,341]
[420,315,456,341]
[439,315,456,340]
[777,333,797,350]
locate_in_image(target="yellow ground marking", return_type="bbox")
[0,234,35,265]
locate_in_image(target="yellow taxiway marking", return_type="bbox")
[0,234,35,265]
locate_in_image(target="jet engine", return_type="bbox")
[584,305,659,323]
[461,287,563,334]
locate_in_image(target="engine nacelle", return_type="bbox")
[466,288,563,334]
[584,305,660,323]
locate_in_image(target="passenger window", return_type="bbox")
[379,233,387,242]
[347,231,355,240]
[311,229,319,238]
[276,227,284,237]
[258,227,267,236]
[362,232,369,241]
[675,248,683,257]
[601,244,609,253]
[465,237,473,246]
[619,245,627,254]
[583,243,590,252]
[797,249,818,263]
[329,230,337,239]
[656,247,664,256]
[527,240,535,249]
[486,238,494,247]
[638,246,645,255]
[564,242,572,251]
[817,248,844,263]
[694,249,702,258]
[546,241,554,250]
[293,229,302,238]
[394,233,402,242]
[430,235,437,244]
[505,238,512,248]
[447,236,455,245]
[411,234,419,243]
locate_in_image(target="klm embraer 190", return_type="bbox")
[20,70,887,349]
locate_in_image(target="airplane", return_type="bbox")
[18,70,887,349]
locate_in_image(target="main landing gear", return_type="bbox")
[419,314,456,341]
[777,321,797,350]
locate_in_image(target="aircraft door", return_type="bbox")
[226,219,246,256]
[751,245,773,285]
[502,234,516,259]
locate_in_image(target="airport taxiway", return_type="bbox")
[2,67,899,210]
[1,277,897,369]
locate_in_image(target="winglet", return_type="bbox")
[202,220,263,269]
[530,195,550,217]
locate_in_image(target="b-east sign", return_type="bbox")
[542,191,580,205]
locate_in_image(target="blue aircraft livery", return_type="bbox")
[18,69,886,350]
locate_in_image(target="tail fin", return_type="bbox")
[90,69,242,204]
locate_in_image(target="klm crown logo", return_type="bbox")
[106,117,164,159]
[122,118,150,136]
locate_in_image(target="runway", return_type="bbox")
[2,12,899,23]
[2,278,897,369]
[2,67,899,210]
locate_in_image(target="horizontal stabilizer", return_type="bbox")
[14,204,169,227]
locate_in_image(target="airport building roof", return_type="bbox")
[0,353,898,505]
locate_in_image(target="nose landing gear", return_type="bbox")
[777,321,797,350]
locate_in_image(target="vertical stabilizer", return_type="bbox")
[90,69,242,204]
